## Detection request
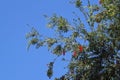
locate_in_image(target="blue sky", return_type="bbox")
[0,0,75,80]
[0,0,98,80]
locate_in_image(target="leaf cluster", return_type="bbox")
[26,0,120,79]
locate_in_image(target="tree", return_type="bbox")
[26,0,120,80]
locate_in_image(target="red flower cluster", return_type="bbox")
[79,45,83,52]
[62,45,83,57]
[72,45,83,57]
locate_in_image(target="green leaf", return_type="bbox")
[27,38,39,50]
[76,0,82,7]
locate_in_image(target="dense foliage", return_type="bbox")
[26,0,120,80]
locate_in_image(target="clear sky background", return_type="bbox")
[0,0,98,80]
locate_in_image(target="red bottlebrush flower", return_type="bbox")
[73,51,77,57]
[79,45,83,52]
